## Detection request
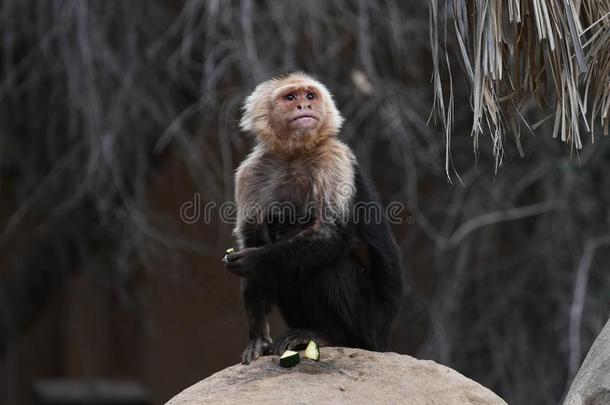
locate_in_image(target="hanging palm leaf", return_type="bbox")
[430,0,610,175]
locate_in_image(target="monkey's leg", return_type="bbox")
[270,329,330,355]
[240,278,273,364]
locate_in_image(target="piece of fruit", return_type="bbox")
[279,350,300,368]
[225,247,235,254]
[303,340,320,361]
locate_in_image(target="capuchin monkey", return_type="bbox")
[224,72,404,364]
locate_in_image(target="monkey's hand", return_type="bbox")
[224,247,260,277]
[241,335,272,364]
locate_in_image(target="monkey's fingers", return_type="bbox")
[225,252,242,262]
[225,247,255,262]
[222,252,243,269]
[225,257,251,277]
[241,337,271,364]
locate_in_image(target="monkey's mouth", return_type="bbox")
[290,114,319,128]
[291,114,319,122]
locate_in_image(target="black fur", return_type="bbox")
[227,164,404,363]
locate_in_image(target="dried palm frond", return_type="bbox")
[430,0,610,176]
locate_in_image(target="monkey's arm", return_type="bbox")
[226,222,351,276]
[233,218,275,364]
[352,165,404,302]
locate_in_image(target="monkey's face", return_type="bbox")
[240,73,344,153]
[272,84,323,133]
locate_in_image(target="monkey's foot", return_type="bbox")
[270,329,327,355]
[241,336,272,365]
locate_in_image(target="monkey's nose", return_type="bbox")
[297,105,302,109]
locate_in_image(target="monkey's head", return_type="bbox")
[240,72,344,153]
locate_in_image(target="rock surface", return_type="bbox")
[166,347,506,405]
[564,319,610,405]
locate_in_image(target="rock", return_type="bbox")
[166,347,506,405]
[564,319,610,405]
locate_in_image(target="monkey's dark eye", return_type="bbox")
[306,93,316,100]
[284,94,296,101]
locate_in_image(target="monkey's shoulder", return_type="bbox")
[234,145,270,186]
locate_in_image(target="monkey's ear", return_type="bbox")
[239,99,255,133]
[239,91,259,133]
[239,80,275,135]
[326,97,345,134]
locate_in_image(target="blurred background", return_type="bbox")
[1,1,609,404]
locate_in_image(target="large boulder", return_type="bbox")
[166,347,506,405]
[564,319,610,405]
